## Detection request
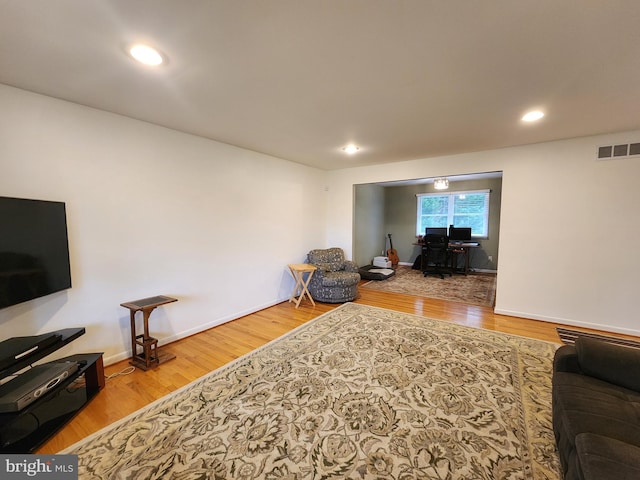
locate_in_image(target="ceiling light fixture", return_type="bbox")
[129,44,164,66]
[433,177,449,190]
[521,110,545,122]
[342,144,360,154]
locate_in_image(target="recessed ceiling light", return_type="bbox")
[129,44,164,66]
[342,144,360,154]
[521,110,545,122]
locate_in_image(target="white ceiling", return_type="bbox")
[1,1,639,171]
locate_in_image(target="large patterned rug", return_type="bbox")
[362,266,497,307]
[62,303,560,479]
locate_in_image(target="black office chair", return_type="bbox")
[422,234,451,279]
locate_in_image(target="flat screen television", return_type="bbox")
[0,196,72,309]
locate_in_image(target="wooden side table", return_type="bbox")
[120,295,178,371]
[288,264,317,308]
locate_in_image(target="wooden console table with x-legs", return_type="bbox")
[121,295,178,371]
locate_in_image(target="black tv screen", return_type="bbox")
[0,197,72,309]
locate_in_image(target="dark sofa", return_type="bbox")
[552,337,640,479]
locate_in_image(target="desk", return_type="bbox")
[288,264,316,308]
[448,242,479,275]
[121,295,178,371]
[414,242,479,275]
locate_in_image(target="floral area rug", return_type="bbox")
[362,266,497,307]
[62,303,560,479]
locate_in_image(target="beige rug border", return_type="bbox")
[60,302,560,455]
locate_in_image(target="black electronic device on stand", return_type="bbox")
[0,328,104,453]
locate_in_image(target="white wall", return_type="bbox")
[0,85,327,364]
[327,132,640,336]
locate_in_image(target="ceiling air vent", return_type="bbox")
[597,142,640,160]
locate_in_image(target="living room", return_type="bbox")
[2,3,640,364]
[5,82,640,364]
[1,2,640,475]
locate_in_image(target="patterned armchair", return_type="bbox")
[307,248,360,303]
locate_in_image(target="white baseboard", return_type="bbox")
[494,307,640,337]
[102,296,290,367]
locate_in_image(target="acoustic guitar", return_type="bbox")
[386,234,399,266]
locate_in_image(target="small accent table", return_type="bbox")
[121,295,178,371]
[287,264,317,308]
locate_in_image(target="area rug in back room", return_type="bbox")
[62,303,560,479]
[361,265,497,307]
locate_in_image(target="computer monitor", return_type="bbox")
[425,227,447,236]
[449,226,472,241]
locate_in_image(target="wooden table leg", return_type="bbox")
[464,247,470,275]
[288,264,317,308]
[129,310,137,364]
[142,308,152,342]
[289,270,302,304]
[297,270,315,307]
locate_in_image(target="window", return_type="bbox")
[416,190,490,238]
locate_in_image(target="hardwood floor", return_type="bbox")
[36,285,633,453]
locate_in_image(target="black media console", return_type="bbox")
[0,328,104,453]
